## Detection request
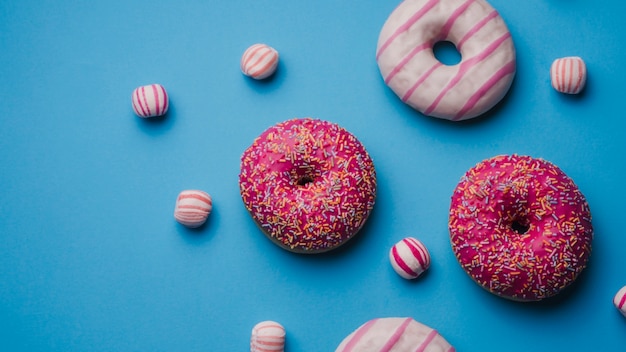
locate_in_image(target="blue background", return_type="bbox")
[1,0,625,350]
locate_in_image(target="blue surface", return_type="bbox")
[1,0,626,350]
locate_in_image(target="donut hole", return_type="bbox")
[511,220,530,234]
[433,41,462,66]
[296,176,315,186]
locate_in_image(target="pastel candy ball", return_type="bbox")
[550,57,587,94]
[241,44,279,80]
[613,286,626,317]
[251,321,285,352]
[389,237,431,279]
[132,83,169,118]
[174,190,212,228]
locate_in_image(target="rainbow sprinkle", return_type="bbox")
[239,118,377,253]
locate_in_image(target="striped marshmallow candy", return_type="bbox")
[132,83,169,118]
[550,56,587,94]
[389,237,431,279]
[174,190,212,228]
[251,321,285,352]
[241,44,279,80]
[613,285,626,317]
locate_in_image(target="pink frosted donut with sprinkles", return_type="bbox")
[335,317,455,352]
[449,154,593,301]
[131,83,169,118]
[389,237,431,279]
[377,0,516,121]
[241,44,279,80]
[239,118,376,254]
[550,56,587,94]
[174,190,212,228]
[613,286,626,317]
[251,321,285,352]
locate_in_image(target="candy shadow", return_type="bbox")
[176,205,219,245]
[134,103,177,136]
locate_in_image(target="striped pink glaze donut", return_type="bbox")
[377,0,516,121]
[389,237,431,279]
[550,56,586,94]
[239,118,376,254]
[241,44,279,80]
[449,155,593,301]
[174,190,213,228]
[251,321,285,352]
[131,83,169,118]
[613,286,626,317]
[335,317,455,352]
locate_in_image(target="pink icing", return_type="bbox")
[239,118,376,253]
[449,155,593,301]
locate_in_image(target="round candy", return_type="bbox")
[335,317,455,352]
[131,83,169,118]
[239,118,377,254]
[389,237,431,279]
[241,44,279,80]
[613,286,626,317]
[174,190,212,228]
[251,321,285,352]
[550,56,587,94]
[449,154,593,301]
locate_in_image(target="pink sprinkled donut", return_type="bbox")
[377,0,516,121]
[174,190,212,228]
[335,317,455,352]
[550,56,587,94]
[613,286,626,317]
[251,321,285,352]
[241,44,279,80]
[132,83,169,118]
[389,237,431,279]
[239,118,377,254]
[449,155,593,301]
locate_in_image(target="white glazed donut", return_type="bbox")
[377,0,516,121]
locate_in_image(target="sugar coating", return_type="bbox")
[613,286,626,317]
[239,118,376,253]
[377,0,516,121]
[251,321,285,352]
[449,154,593,301]
[174,190,212,228]
[389,237,431,279]
[241,44,279,80]
[550,56,586,94]
[335,317,455,352]
[132,83,169,118]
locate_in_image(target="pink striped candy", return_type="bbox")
[241,44,279,80]
[550,56,586,94]
[132,83,169,118]
[613,286,626,317]
[174,190,212,228]
[335,317,455,352]
[389,237,431,279]
[251,321,285,352]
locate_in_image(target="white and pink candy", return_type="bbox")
[613,286,626,317]
[241,44,279,80]
[335,317,455,352]
[550,56,586,94]
[132,83,169,118]
[251,321,285,352]
[174,190,212,228]
[389,237,431,279]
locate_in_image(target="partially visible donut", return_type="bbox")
[449,154,593,301]
[239,118,377,254]
[377,0,516,121]
[335,317,455,352]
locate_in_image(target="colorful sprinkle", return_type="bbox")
[239,118,377,253]
[241,44,279,80]
[174,190,212,228]
[251,321,285,352]
[613,286,626,317]
[131,83,169,118]
[448,154,593,301]
[550,56,586,94]
[389,237,431,279]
